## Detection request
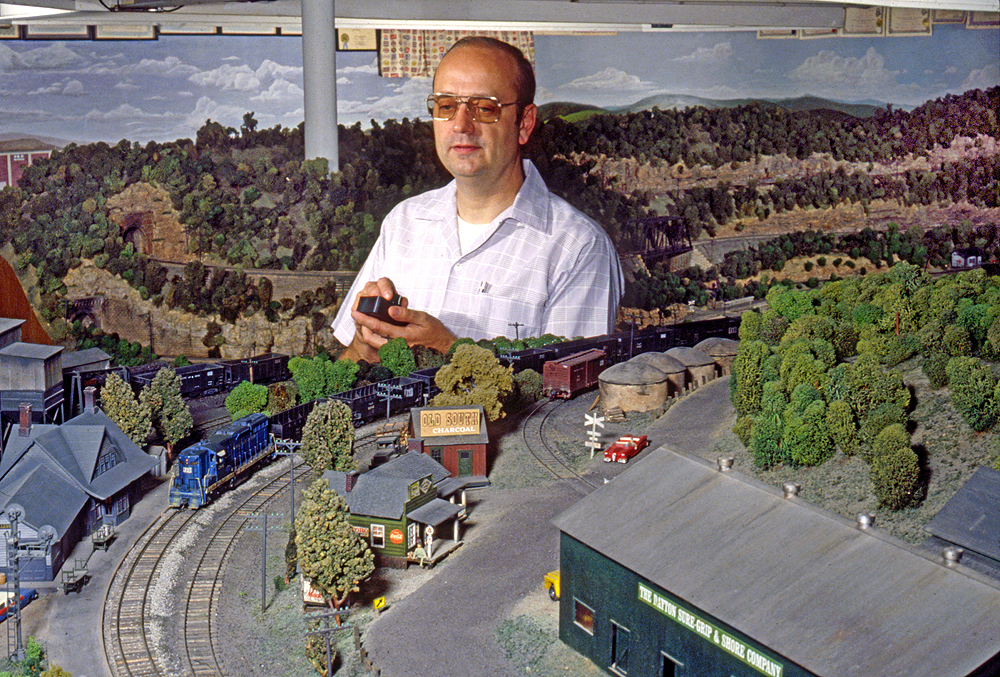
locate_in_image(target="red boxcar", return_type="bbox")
[543,349,608,399]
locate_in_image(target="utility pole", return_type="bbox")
[243,511,285,614]
[508,321,524,341]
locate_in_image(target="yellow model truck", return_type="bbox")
[544,570,560,601]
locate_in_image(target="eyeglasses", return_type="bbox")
[426,93,520,124]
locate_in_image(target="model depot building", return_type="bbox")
[553,446,1000,677]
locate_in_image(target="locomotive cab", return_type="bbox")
[170,447,210,508]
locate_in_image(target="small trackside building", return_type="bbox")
[407,405,489,477]
[553,446,1000,677]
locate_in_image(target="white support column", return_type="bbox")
[301,0,339,171]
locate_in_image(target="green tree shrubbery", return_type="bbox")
[295,478,374,618]
[225,380,269,420]
[100,371,152,446]
[300,399,355,474]
[945,356,998,432]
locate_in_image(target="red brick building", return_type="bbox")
[0,139,56,188]
[407,405,489,477]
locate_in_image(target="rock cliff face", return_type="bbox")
[63,265,342,359]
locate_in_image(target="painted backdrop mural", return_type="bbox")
[1,25,997,145]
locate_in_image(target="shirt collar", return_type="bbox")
[412,159,551,235]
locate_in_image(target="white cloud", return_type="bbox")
[62,79,85,95]
[961,64,1000,91]
[250,78,304,102]
[338,77,352,85]
[0,42,83,71]
[189,63,260,91]
[673,42,733,64]
[115,80,141,91]
[342,59,378,75]
[789,47,899,93]
[189,95,251,127]
[560,67,655,94]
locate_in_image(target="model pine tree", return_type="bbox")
[431,343,514,421]
[100,372,152,445]
[300,399,356,474]
[295,478,374,620]
[140,367,193,455]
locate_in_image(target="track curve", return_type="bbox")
[521,398,598,496]
[103,457,312,677]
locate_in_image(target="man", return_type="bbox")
[333,36,623,363]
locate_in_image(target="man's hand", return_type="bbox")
[340,277,457,362]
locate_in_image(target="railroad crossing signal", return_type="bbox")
[584,413,605,458]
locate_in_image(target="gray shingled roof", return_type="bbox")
[554,446,1000,677]
[322,470,415,520]
[0,406,157,539]
[369,450,450,485]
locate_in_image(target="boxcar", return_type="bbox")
[543,349,608,399]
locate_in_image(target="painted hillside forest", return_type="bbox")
[0,86,997,360]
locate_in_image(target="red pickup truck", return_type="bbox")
[603,435,649,463]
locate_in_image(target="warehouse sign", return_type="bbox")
[639,583,783,677]
[420,408,481,437]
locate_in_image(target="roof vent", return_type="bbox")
[943,546,964,566]
[782,482,800,498]
[856,512,875,529]
[716,457,734,472]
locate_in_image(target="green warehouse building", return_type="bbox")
[553,447,1000,677]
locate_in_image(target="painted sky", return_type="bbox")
[0,25,997,145]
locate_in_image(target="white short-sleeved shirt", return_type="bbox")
[332,160,624,345]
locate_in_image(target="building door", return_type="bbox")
[458,449,473,476]
[610,621,630,675]
[661,651,683,676]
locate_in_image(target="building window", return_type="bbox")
[661,652,683,677]
[429,446,443,464]
[371,524,384,548]
[610,621,630,675]
[573,599,595,635]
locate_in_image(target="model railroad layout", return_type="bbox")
[103,457,313,677]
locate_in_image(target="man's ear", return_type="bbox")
[519,103,538,146]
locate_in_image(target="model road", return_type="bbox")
[363,376,735,676]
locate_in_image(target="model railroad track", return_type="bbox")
[103,458,313,677]
[181,462,312,677]
[103,507,199,677]
[522,398,598,496]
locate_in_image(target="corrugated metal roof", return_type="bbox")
[0,342,63,359]
[554,446,1000,677]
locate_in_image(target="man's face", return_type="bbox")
[432,45,536,186]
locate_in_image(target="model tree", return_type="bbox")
[300,399,356,474]
[139,367,193,457]
[378,337,416,378]
[100,372,152,446]
[431,343,514,421]
[295,478,374,623]
[225,380,269,420]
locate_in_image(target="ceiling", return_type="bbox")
[2,0,997,33]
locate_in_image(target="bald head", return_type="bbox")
[436,36,536,107]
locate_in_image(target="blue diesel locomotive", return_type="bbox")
[170,413,272,508]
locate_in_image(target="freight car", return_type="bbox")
[169,412,271,508]
[543,349,608,399]
[131,362,228,398]
[331,376,427,427]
